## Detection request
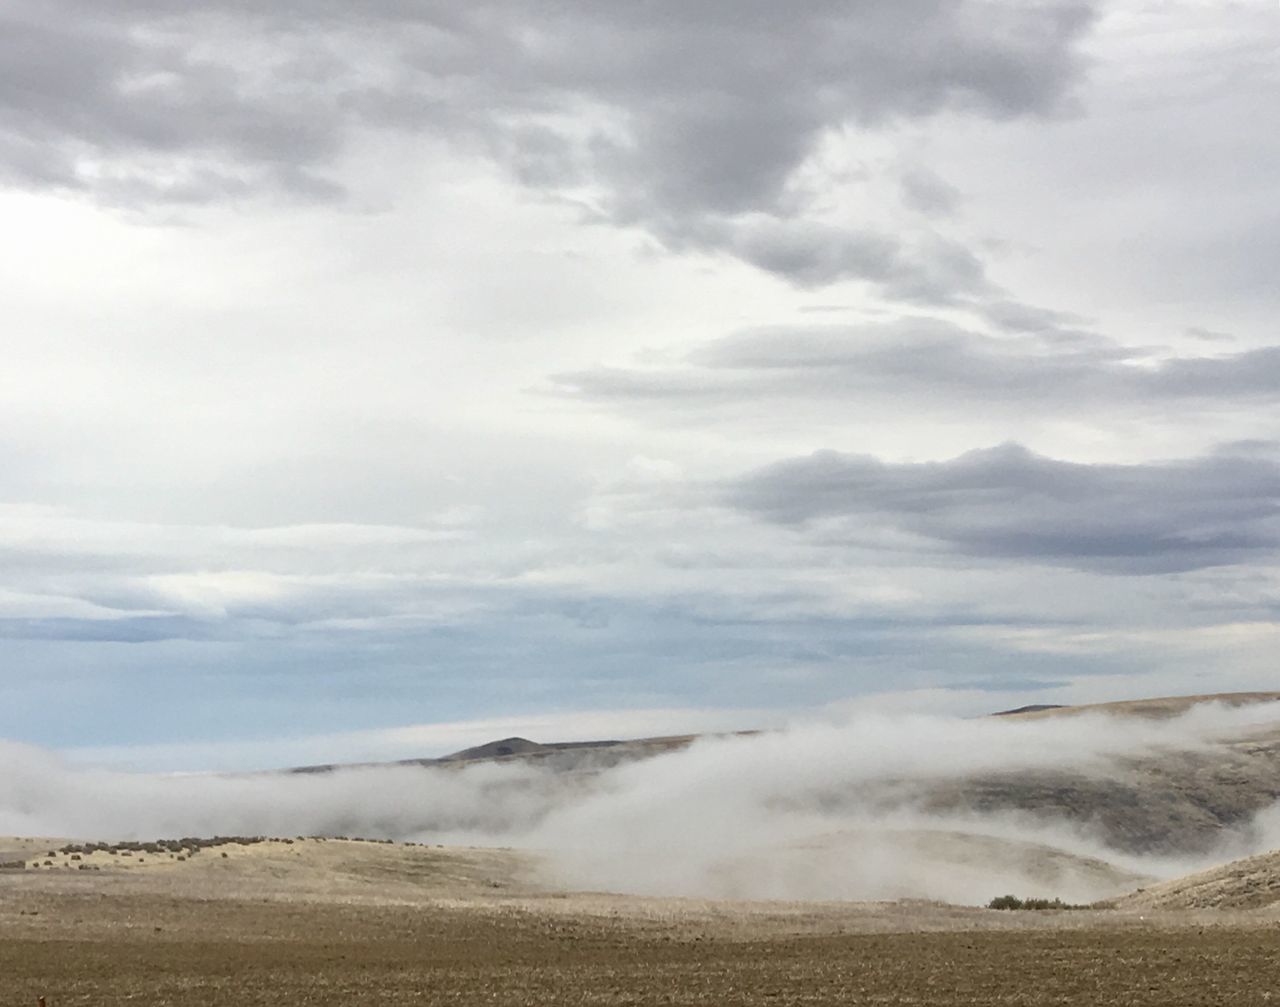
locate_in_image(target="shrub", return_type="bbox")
[987,894,1087,911]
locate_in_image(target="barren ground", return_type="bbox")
[5,836,1280,1005]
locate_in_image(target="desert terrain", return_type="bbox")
[4,835,1280,1005]
[8,693,1280,1003]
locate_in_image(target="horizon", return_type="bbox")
[11,693,1280,906]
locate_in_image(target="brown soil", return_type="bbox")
[5,890,1280,1005]
[4,836,1280,1005]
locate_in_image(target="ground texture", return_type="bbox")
[4,835,1280,1007]
[5,894,1280,1006]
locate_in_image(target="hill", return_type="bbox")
[994,692,1280,722]
[24,690,1270,906]
[921,692,1280,855]
[1109,848,1280,911]
[0,835,537,904]
[289,732,723,774]
[285,693,1280,858]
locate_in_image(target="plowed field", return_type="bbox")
[4,892,1279,1006]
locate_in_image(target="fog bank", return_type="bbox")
[6,701,1280,905]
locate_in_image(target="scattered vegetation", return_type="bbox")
[2,836,426,874]
[57,836,270,857]
[987,894,1090,911]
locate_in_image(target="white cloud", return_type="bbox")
[0,1,1277,762]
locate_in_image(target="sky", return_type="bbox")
[2,0,1278,771]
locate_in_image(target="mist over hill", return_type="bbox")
[6,693,1280,905]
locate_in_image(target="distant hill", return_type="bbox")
[1109,848,1280,911]
[438,737,555,761]
[926,692,1280,854]
[991,692,1280,722]
[990,704,1065,716]
[288,693,1280,857]
[17,691,1280,907]
[289,732,715,775]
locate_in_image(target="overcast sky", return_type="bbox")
[2,0,1278,770]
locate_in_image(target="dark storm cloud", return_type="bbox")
[1,1,1096,280]
[727,443,1280,574]
[550,317,1280,412]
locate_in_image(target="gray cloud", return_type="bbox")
[0,10,351,203]
[899,167,964,217]
[727,442,1280,574]
[701,219,991,298]
[550,316,1280,413]
[1,1,1095,282]
[978,300,1090,333]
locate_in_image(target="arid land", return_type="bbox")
[3,836,1280,1005]
[9,693,1280,1004]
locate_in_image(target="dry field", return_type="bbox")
[9,694,1280,1004]
[4,837,1280,1005]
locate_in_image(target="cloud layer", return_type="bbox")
[727,442,1280,574]
[552,316,1280,413]
[3,0,1095,286]
[2,1,1279,764]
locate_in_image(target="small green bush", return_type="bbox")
[987,894,1087,911]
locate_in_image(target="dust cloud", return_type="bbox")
[5,701,1280,905]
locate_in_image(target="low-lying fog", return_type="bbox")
[6,701,1280,905]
